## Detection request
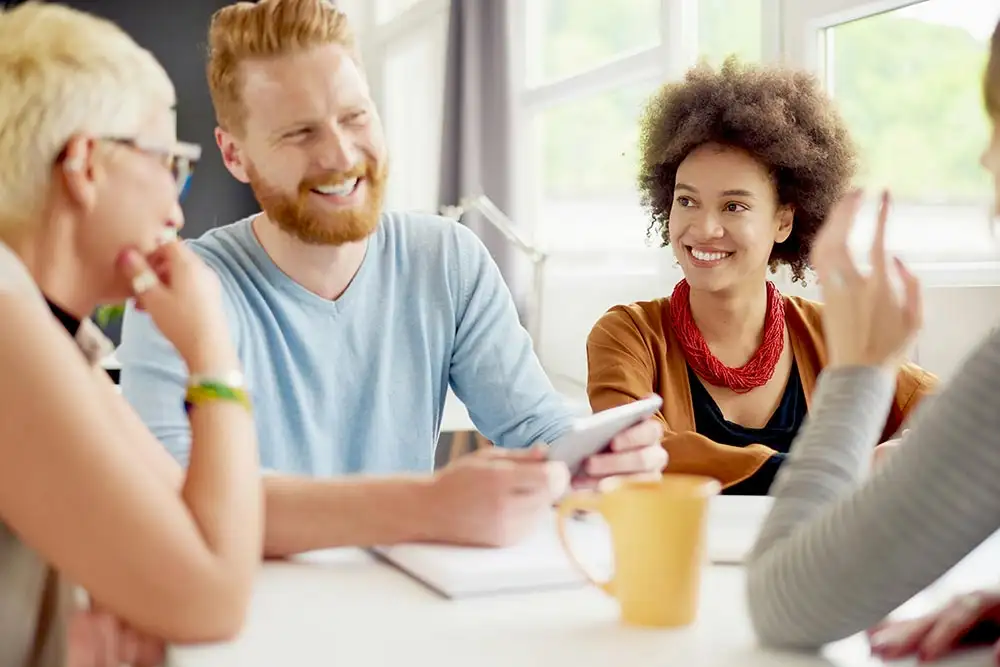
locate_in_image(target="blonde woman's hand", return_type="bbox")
[117,242,238,374]
[67,609,165,667]
[810,190,923,371]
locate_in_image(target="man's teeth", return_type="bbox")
[313,178,358,197]
[691,248,731,262]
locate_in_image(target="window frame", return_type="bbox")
[780,0,1000,284]
[508,0,1000,284]
[509,0,781,277]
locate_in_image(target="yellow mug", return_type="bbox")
[556,474,721,628]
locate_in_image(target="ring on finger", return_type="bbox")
[131,270,157,295]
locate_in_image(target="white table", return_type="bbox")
[168,529,1000,667]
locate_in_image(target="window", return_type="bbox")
[355,0,449,213]
[697,0,764,65]
[534,81,658,251]
[375,0,422,25]
[380,13,448,212]
[786,0,1000,265]
[525,0,661,86]
[515,0,769,262]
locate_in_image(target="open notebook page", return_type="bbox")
[371,496,772,599]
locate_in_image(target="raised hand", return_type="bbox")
[810,190,923,371]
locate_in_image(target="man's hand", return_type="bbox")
[575,418,667,489]
[422,446,570,547]
[868,588,1000,663]
[68,609,165,667]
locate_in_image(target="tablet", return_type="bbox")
[547,395,663,474]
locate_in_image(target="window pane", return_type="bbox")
[825,0,1000,260]
[376,0,421,24]
[698,0,763,65]
[527,0,660,85]
[535,82,658,251]
[380,13,447,212]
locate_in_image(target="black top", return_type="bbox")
[45,297,120,382]
[688,361,807,495]
[46,298,81,337]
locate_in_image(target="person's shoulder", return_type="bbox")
[378,210,497,287]
[380,210,466,241]
[181,217,263,303]
[784,293,825,339]
[590,299,669,344]
[185,216,256,268]
[380,210,483,254]
[784,293,824,323]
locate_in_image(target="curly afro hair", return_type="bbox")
[638,58,857,282]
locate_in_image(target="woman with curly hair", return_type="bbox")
[585,59,936,494]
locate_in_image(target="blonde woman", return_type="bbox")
[746,17,1000,663]
[0,4,262,666]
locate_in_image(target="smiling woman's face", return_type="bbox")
[668,142,794,295]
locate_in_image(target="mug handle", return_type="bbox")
[556,491,614,595]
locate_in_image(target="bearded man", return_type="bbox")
[117,0,666,556]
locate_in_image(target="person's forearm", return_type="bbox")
[181,397,262,629]
[262,474,438,557]
[178,353,262,637]
[747,339,1000,649]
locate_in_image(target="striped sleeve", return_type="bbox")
[746,329,1000,648]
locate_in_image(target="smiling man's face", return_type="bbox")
[217,42,388,245]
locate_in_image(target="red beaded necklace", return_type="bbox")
[669,279,786,394]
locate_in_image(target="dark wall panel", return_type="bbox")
[6,0,262,341]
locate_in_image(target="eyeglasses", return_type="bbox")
[104,137,201,200]
[56,136,202,200]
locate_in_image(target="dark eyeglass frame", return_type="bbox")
[56,136,202,200]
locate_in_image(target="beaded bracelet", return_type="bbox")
[184,379,252,414]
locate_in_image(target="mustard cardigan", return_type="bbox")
[586,295,938,488]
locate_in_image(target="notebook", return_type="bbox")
[371,496,773,599]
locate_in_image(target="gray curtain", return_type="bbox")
[438,0,528,318]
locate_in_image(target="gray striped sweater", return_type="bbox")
[746,327,1000,648]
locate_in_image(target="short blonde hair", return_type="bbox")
[0,2,174,233]
[207,0,357,136]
